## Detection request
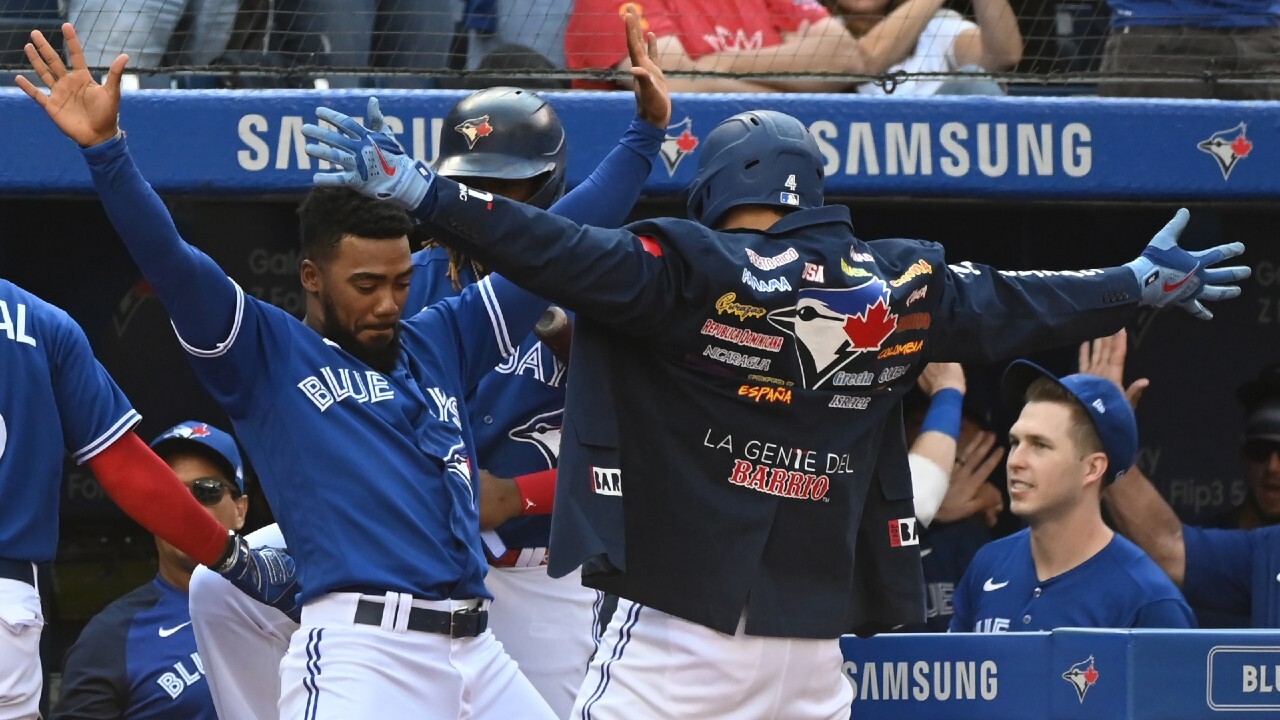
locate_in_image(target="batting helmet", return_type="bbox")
[686,110,824,229]
[434,87,567,210]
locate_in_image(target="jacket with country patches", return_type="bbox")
[418,179,1140,638]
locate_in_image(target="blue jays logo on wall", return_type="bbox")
[767,278,898,389]
[1062,655,1100,702]
[660,117,699,176]
[1198,123,1253,180]
[508,409,563,467]
[455,114,494,150]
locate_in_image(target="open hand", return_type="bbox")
[17,22,125,147]
[1124,208,1251,320]
[1077,328,1148,409]
[623,4,671,129]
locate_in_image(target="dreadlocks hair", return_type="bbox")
[411,223,488,291]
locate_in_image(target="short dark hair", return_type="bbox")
[1025,377,1104,460]
[297,187,413,263]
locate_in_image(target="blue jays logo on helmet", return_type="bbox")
[508,409,563,467]
[767,278,898,389]
[1197,122,1253,180]
[1061,655,1100,702]
[455,114,495,150]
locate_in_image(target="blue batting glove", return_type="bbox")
[214,534,301,621]
[1122,208,1250,320]
[302,96,434,210]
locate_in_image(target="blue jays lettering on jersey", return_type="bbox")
[83,138,547,605]
[0,279,139,564]
[950,529,1196,632]
[1182,524,1280,628]
[411,179,1144,638]
[53,577,215,720]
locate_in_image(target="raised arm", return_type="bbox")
[951,0,1024,72]
[19,24,241,358]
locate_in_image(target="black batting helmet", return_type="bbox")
[434,87,567,210]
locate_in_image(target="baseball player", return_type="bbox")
[307,98,1248,718]
[0,273,276,720]
[53,422,248,720]
[187,69,668,720]
[1096,333,1280,627]
[22,15,669,720]
[949,363,1196,633]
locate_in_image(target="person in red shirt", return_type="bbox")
[567,0,948,92]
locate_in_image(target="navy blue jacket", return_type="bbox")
[414,183,1139,638]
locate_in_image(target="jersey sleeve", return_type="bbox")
[81,136,288,415]
[923,252,1140,363]
[549,117,662,228]
[411,177,682,336]
[48,315,140,465]
[51,618,129,720]
[765,0,832,32]
[1131,598,1198,629]
[1181,524,1255,617]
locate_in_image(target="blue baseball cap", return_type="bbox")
[1001,361,1138,484]
[149,421,245,493]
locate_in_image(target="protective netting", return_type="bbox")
[1,0,1277,98]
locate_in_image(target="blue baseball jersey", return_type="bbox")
[408,248,565,550]
[0,279,140,563]
[53,577,214,720]
[1182,523,1280,628]
[902,519,992,632]
[951,529,1197,632]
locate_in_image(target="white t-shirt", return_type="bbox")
[857,10,977,97]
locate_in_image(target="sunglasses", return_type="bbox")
[190,477,238,506]
[1244,440,1280,464]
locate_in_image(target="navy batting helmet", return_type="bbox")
[434,87,567,210]
[686,110,824,229]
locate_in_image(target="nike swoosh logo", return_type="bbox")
[982,578,1009,592]
[158,621,192,638]
[373,142,396,176]
[1162,264,1199,293]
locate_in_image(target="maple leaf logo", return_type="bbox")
[767,278,898,389]
[843,296,896,350]
[1062,656,1100,703]
[659,117,699,177]
[1197,122,1253,180]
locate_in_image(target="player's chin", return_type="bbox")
[359,326,397,348]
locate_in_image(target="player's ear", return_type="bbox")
[1082,452,1108,489]
[232,494,248,531]
[300,259,322,294]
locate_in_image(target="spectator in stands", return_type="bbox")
[904,362,1006,631]
[463,0,571,76]
[1094,332,1280,627]
[52,422,248,720]
[67,0,239,83]
[827,0,1023,95]
[566,0,950,92]
[268,0,455,88]
[950,360,1196,632]
[1098,0,1280,99]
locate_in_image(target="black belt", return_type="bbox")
[0,558,36,587]
[353,599,488,638]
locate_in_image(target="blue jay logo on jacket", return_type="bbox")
[508,409,563,467]
[767,278,898,389]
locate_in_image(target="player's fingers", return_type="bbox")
[305,143,357,169]
[1200,265,1251,284]
[647,31,659,64]
[312,172,352,188]
[972,445,1005,484]
[23,43,54,88]
[1192,241,1246,266]
[302,123,361,152]
[63,23,88,73]
[14,73,49,107]
[315,107,366,139]
[366,96,384,132]
[1197,285,1242,302]
[37,25,69,78]
[1153,207,1190,247]
[104,54,128,101]
[1125,378,1149,410]
[1181,299,1213,320]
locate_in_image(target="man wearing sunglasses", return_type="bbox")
[53,422,248,720]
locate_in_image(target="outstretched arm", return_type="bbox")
[19,24,242,358]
